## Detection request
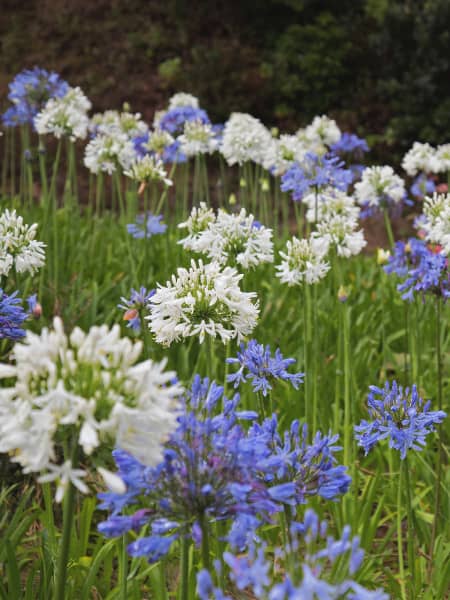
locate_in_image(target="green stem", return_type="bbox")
[383,207,395,248]
[199,512,211,572]
[54,444,78,600]
[179,535,189,600]
[120,534,128,600]
[403,458,416,598]
[397,461,407,600]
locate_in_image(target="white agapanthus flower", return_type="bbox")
[178,120,219,157]
[276,237,330,286]
[303,187,360,223]
[401,142,440,176]
[178,202,216,250]
[34,86,91,141]
[0,209,46,276]
[312,215,367,258]
[304,115,341,147]
[263,134,308,175]
[179,207,273,270]
[146,129,175,155]
[148,260,259,346]
[90,109,148,139]
[354,165,405,207]
[168,92,200,109]
[124,154,173,186]
[422,193,450,254]
[435,144,450,173]
[84,132,137,175]
[221,112,272,166]
[0,318,182,500]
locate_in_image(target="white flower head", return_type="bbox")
[402,142,440,176]
[178,120,219,157]
[182,208,273,270]
[148,259,259,346]
[84,132,137,175]
[422,192,450,254]
[354,165,405,208]
[304,115,341,147]
[124,154,173,186]
[168,92,200,109]
[0,209,45,276]
[221,112,272,166]
[276,237,330,286]
[304,187,360,223]
[0,317,182,498]
[35,86,91,141]
[312,215,367,258]
[263,134,308,176]
[90,109,148,139]
[435,144,450,173]
[146,129,175,155]
[178,202,216,250]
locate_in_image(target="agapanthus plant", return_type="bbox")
[276,236,330,285]
[197,508,387,600]
[221,112,272,166]
[0,209,46,276]
[119,287,155,332]
[312,214,367,258]
[178,119,220,157]
[34,86,91,141]
[354,165,405,210]
[148,260,259,346]
[0,317,182,500]
[2,66,69,128]
[127,213,167,239]
[84,132,137,175]
[421,193,450,255]
[0,288,30,340]
[402,142,440,177]
[355,381,446,459]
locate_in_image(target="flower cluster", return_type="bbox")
[90,109,148,139]
[221,112,272,166]
[84,132,136,174]
[2,67,69,128]
[354,165,405,209]
[148,260,259,346]
[0,317,182,500]
[355,381,446,459]
[124,154,173,186]
[127,213,167,239]
[276,236,330,285]
[179,206,273,270]
[0,209,46,276]
[421,193,450,255]
[384,238,450,301]
[304,187,360,224]
[281,153,353,201]
[402,141,450,176]
[263,134,307,176]
[227,339,304,396]
[303,114,341,148]
[0,289,29,340]
[156,105,210,136]
[312,213,367,258]
[330,132,369,161]
[178,120,219,157]
[34,86,91,140]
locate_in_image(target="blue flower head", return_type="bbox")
[118,286,154,332]
[281,152,353,202]
[330,133,369,162]
[0,289,29,340]
[158,106,210,135]
[355,381,446,459]
[127,213,167,239]
[2,67,69,128]
[227,339,304,397]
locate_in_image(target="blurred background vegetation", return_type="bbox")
[1,0,450,162]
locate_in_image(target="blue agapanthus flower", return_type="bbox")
[98,377,279,563]
[281,153,353,201]
[199,509,388,600]
[158,106,210,135]
[384,238,450,301]
[410,174,436,199]
[227,339,304,397]
[132,133,187,164]
[330,133,369,161]
[127,213,167,239]
[0,289,29,340]
[355,381,446,459]
[118,286,154,332]
[2,67,69,128]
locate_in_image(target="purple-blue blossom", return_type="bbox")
[355,381,446,459]
[0,289,29,340]
[158,106,210,135]
[127,213,167,239]
[330,133,369,161]
[118,286,154,332]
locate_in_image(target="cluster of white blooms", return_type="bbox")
[35,87,91,141]
[90,109,148,138]
[276,237,330,286]
[168,92,200,109]
[146,129,175,155]
[401,142,441,176]
[303,114,341,148]
[304,187,360,223]
[84,132,137,175]
[436,144,450,173]
[263,134,308,175]
[354,165,405,208]
[148,260,259,346]
[221,112,272,166]
[421,193,450,254]
[313,215,367,258]
[177,202,216,250]
[178,120,219,157]
[179,206,273,269]
[124,154,173,186]
[0,318,182,501]
[0,209,46,276]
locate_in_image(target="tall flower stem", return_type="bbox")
[396,461,407,600]
[383,207,395,248]
[54,443,78,600]
[179,535,189,600]
[199,512,211,572]
[403,458,416,598]
[303,284,312,424]
[429,296,444,573]
[120,534,128,600]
